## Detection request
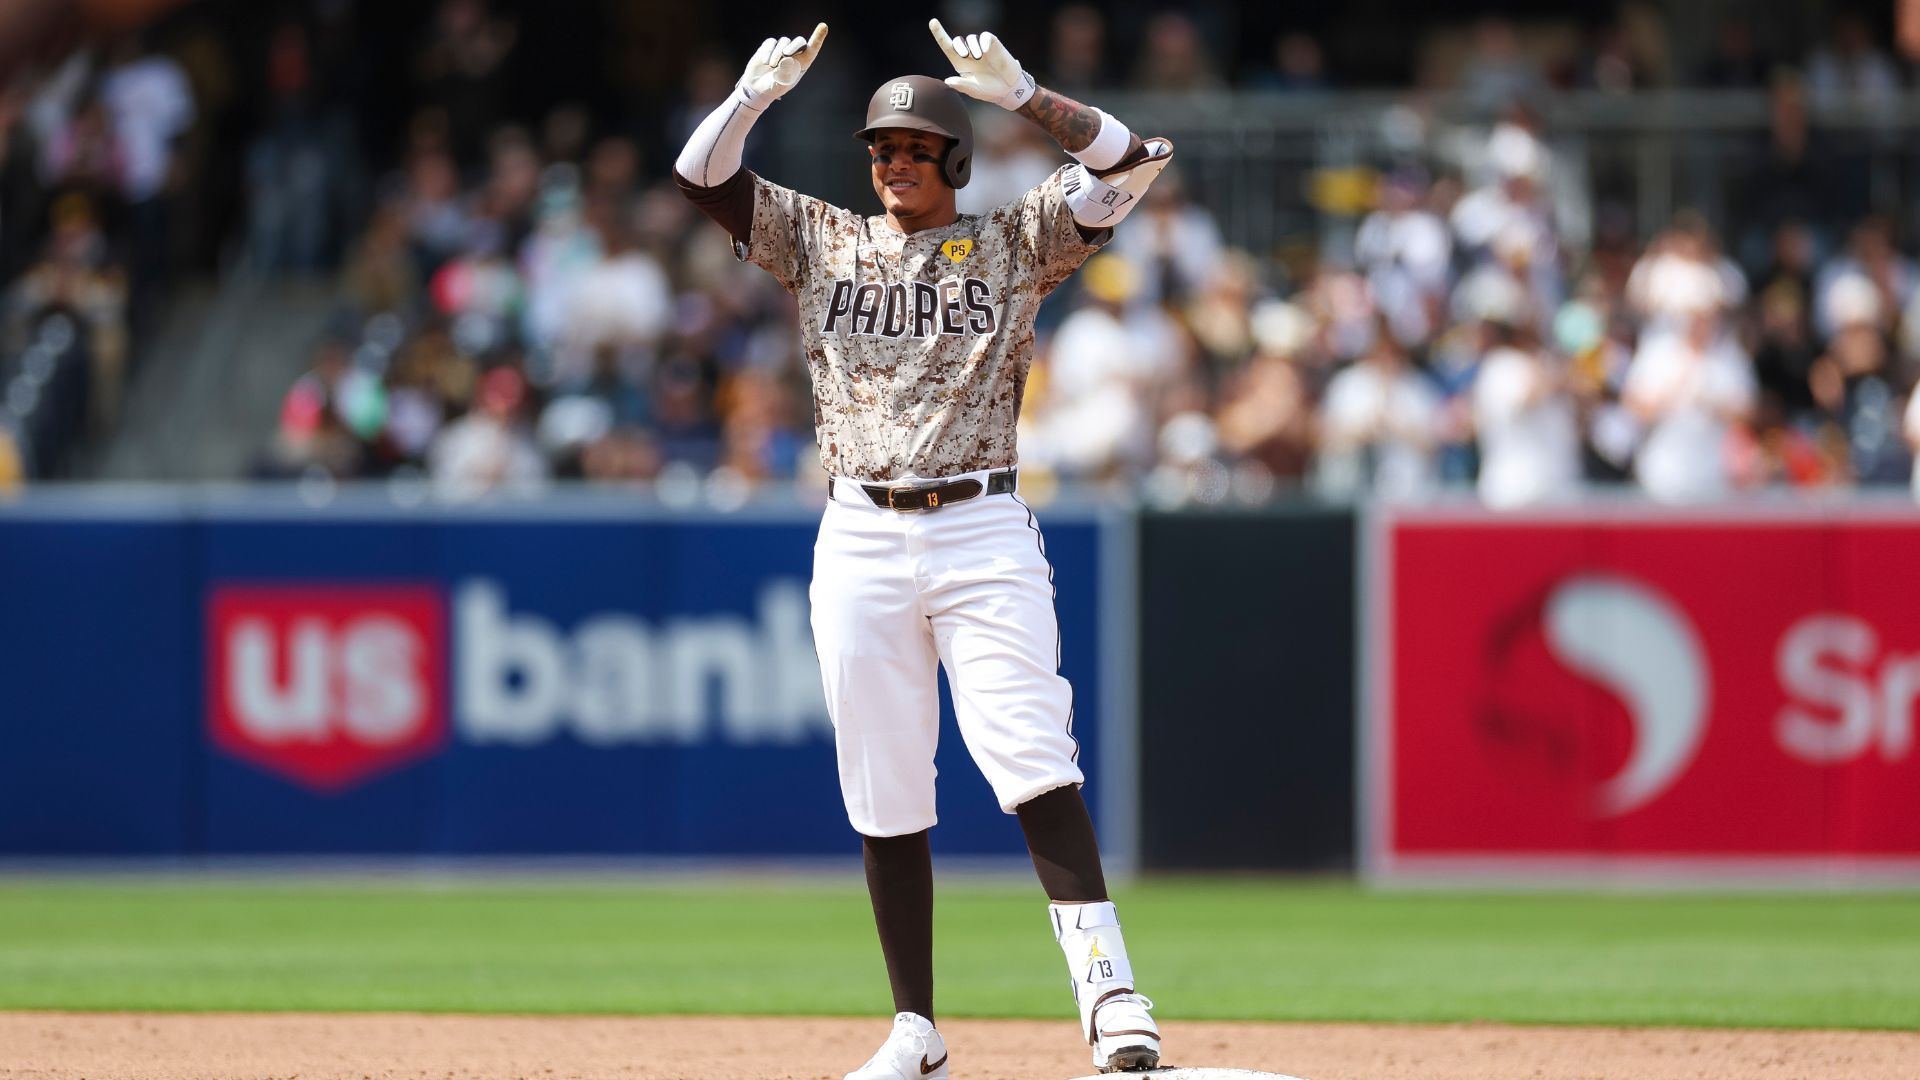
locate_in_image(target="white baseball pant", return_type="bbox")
[810,468,1082,837]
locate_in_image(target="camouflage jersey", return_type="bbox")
[678,167,1107,482]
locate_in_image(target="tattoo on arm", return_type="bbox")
[1016,86,1101,151]
[1017,85,1143,165]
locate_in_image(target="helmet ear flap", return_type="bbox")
[942,143,970,188]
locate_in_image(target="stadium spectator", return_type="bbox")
[1316,319,1440,500]
[1132,12,1225,94]
[1737,69,1850,264]
[1355,169,1451,348]
[259,326,373,480]
[401,147,473,278]
[1109,165,1225,309]
[1625,214,1747,344]
[1750,225,1821,420]
[1045,5,1112,96]
[1452,121,1562,327]
[1247,32,1331,94]
[714,367,803,487]
[1458,17,1546,115]
[1805,10,1901,110]
[428,363,546,501]
[1182,251,1262,375]
[1472,303,1580,508]
[412,0,517,167]
[99,33,193,321]
[1214,301,1316,483]
[1623,301,1756,503]
[10,194,126,433]
[1813,217,1917,341]
[1808,279,1909,485]
[244,18,352,273]
[1028,255,1167,482]
[40,94,127,197]
[554,216,670,381]
[1553,270,1637,481]
[957,112,1061,217]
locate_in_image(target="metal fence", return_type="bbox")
[770,89,1920,267]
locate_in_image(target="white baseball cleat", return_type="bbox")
[1090,991,1160,1073]
[844,1011,949,1080]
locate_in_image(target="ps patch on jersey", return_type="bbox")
[941,238,973,263]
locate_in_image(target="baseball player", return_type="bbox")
[674,20,1174,1078]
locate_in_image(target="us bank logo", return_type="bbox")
[207,580,829,791]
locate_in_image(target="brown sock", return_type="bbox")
[1016,785,1109,902]
[862,830,935,1023]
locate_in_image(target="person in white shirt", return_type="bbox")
[429,366,549,502]
[1032,254,1172,479]
[1317,323,1440,499]
[1354,171,1451,348]
[1623,306,1757,502]
[99,41,194,205]
[554,221,672,382]
[1473,318,1581,509]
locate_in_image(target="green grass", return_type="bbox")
[0,878,1916,1029]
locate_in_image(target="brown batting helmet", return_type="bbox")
[853,75,973,189]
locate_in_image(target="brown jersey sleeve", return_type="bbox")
[673,168,755,245]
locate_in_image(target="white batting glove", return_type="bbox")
[738,23,829,109]
[929,18,1036,111]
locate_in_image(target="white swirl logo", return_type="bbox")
[1541,576,1709,817]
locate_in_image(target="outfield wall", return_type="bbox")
[0,491,1122,861]
[12,491,1920,880]
[1364,502,1920,884]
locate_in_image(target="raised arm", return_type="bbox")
[929,19,1172,228]
[674,24,827,239]
[1018,87,1147,176]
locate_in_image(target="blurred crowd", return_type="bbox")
[10,0,1920,506]
[0,29,197,489]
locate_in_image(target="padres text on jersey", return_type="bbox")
[743,167,1106,481]
[820,277,998,339]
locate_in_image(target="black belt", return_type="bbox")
[838,469,1017,511]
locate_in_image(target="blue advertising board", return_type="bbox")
[0,493,1116,859]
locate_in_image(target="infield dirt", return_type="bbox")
[1,1012,1916,1079]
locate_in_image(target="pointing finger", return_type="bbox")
[929,18,964,63]
[804,22,828,55]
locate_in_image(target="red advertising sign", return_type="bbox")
[208,585,447,790]
[1367,506,1920,879]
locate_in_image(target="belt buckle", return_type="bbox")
[886,484,936,511]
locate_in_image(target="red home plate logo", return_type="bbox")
[208,585,447,790]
